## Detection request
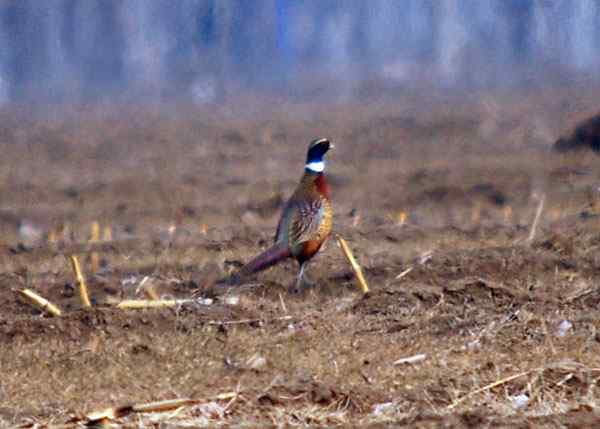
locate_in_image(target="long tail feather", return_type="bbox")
[217,243,291,287]
[239,242,291,276]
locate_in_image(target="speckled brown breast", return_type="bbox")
[296,196,332,263]
[316,196,333,241]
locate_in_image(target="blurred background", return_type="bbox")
[0,0,598,105]
[1,0,600,249]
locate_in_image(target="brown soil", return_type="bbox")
[3,88,600,427]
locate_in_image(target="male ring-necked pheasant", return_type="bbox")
[225,138,333,290]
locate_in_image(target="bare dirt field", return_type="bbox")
[3,86,600,427]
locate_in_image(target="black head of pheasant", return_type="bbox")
[305,138,332,173]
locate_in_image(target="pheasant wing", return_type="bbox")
[286,198,325,246]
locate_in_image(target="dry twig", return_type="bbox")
[102,225,113,241]
[448,370,531,409]
[68,254,91,308]
[394,266,413,281]
[132,398,200,413]
[393,353,426,365]
[85,394,238,425]
[19,288,62,317]
[336,234,369,294]
[527,193,545,243]
[117,299,193,309]
[89,221,101,272]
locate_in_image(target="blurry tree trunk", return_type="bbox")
[214,1,232,102]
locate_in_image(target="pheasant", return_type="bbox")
[224,138,333,291]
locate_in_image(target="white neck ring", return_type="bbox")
[305,161,325,172]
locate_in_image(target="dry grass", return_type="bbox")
[2,85,600,426]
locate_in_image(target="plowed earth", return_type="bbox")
[2,89,600,427]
